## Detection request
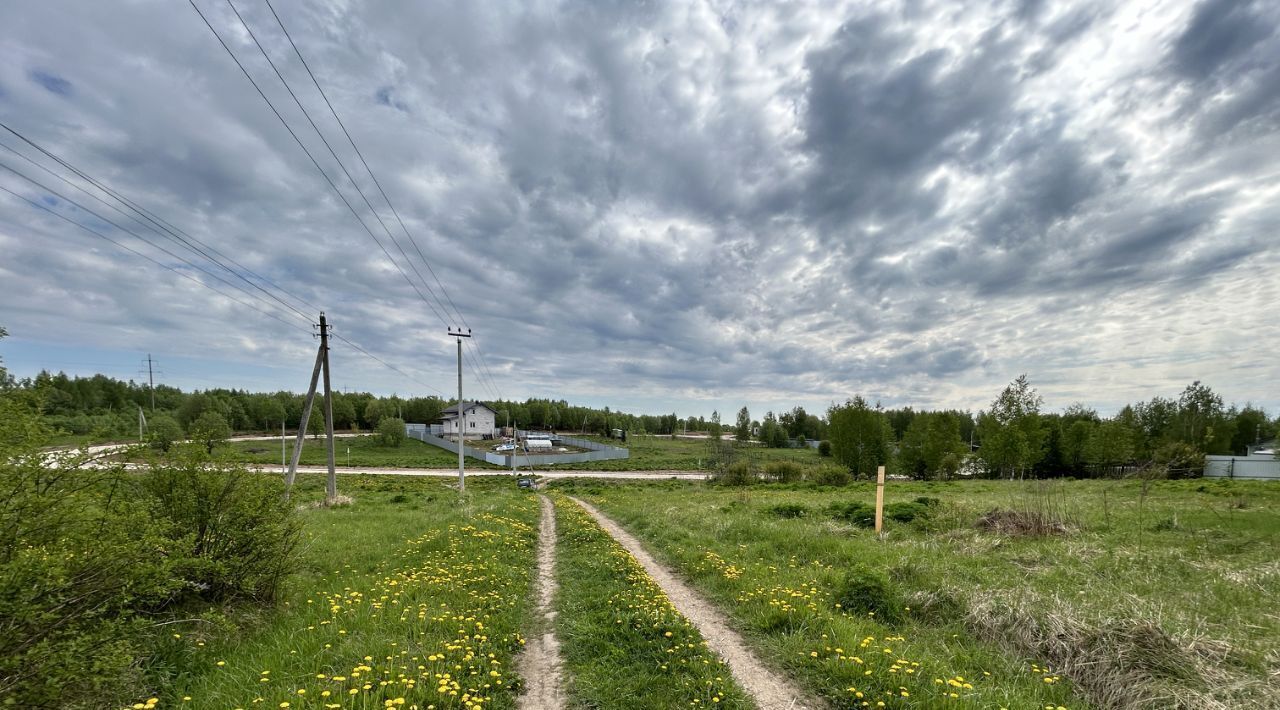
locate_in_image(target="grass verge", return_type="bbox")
[551,495,755,709]
[554,477,1280,708]
[136,475,539,709]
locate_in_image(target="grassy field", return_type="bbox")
[552,495,753,708]
[537,435,823,471]
[130,474,540,709]
[223,435,506,469]
[554,477,1280,709]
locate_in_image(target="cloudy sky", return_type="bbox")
[0,0,1276,419]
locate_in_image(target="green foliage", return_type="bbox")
[834,563,903,625]
[827,500,933,527]
[897,412,968,480]
[807,464,852,486]
[734,406,751,442]
[141,452,301,602]
[376,416,407,447]
[817,439,831,457]
[1084,419,1136,468]
[765,502,808,518]
[762,460,804,482]
[147,413,184,452]
[711,459,756,485]
[977,375,1048,478]
[189,410,231,454]
[826,396,895,477]
[0,390,301,708]
[1153,441,1205,479]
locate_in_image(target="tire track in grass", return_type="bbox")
[516,495,567,709]
[570,496,823,710]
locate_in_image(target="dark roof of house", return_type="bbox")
[441,401,496,416]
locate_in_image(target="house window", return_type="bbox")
[470,421,476,428]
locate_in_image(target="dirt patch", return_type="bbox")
[515,495,567,710]
[570,496,825,710]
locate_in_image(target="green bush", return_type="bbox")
[765,502,808,518]
[808,464,852,486]
[828,500,934,527]
[710,460,756,486]
[834,563,903,625]
[762,460,804,483]
[142,452,301,603]
[1153,441,1204,479]
[147,413,184,452]
[189,410,231,454]
[377,416,407,447]
[0,392,302,708]
[818,440,832,457]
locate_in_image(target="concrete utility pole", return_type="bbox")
[285,342,323,495]
[319,313,337,504]
[146,354,156,411]
[448,327,471,492]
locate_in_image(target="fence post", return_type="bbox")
[875,465,886,538]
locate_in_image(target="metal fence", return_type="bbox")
[1204,455,1280,481]
[405,424,629,467]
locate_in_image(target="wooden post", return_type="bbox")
[284,342,324,497]
[319,313,337,504]
[874,465,886,537]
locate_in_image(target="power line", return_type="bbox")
[260,0,506,400]
[186,0,451,331]
[0,181,313,335]
[261,0,467,329]
[329,331,445,396]
[226,0,458,332]
[0,129,317,322]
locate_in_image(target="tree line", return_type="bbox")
[821,376,1276,479]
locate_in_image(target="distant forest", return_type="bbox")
[6,367,1274,479]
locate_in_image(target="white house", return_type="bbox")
[440,402,497,439]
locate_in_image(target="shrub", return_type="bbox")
[765,503,808,519]
[710,460,756,486]
[142,452,301,603]
[377,416,407,447]
[828,500,933,527]
[189,410,231,454]
[834,563,903,625]
[762,460,803,483]
[808,464,851,486]
[1153,441,1204,479]
[817,440,832,457]
[147,413,184,452]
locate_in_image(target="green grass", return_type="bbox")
[555,477,1280,709]
[551,495,754,709]
[222,435,506,469]
[130,475,540,709]
[538,435,823,471]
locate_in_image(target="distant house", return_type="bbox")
[440,402,497,439]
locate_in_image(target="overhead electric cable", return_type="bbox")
[0,160,316,332]
[0,134,316,322]
[261,0,467,328]
[0,121,323,318]
[221,0,458,334]
[186,0,452,330]
[0,182,311,335]
[329,332,446,396]
[261,0,506,400]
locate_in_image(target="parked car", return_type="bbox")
[495,443,516,452]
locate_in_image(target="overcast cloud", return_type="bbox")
[0,0,1276,418]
